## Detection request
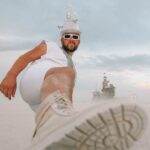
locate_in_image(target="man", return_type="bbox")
[0,8,80,111]
[0,8,148,150]
[0,7,80,148]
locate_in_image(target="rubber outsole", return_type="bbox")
[46,104,147,150]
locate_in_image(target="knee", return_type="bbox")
[62,67,76,78]
[45,67,76,80]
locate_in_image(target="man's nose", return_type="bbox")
[69,38,75,42]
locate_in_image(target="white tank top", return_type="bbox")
[34,41,76,71]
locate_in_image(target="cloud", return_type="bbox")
[74,54,150,72]
[0,34,51,50]
[79,0,150,49]
[0,0,150,52]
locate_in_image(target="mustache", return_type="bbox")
[68,41,75,45]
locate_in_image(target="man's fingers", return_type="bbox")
[12,87,16,97]
[3,87,8,97]
[8,88,13,100]
[1,86,11,100]
[4,88,10,99]
[0,83,16,100]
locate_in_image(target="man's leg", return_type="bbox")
[32,67,76,138]
[40,67,76,102]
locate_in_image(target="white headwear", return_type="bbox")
[59,6,81,36]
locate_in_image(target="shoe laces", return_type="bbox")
[54,94,72,110]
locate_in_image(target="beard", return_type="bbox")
[62,44,78,52]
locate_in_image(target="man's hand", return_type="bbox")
[0,74,17,100]
[0,41,46,100]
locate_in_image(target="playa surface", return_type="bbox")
[0,93,150,150]
[0,94,35,150]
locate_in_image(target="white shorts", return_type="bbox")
[19,60,67,112]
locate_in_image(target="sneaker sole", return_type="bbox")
[46,104,147,150]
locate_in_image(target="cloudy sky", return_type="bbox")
[1,0,150,103]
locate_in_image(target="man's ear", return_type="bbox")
[78,39,80,45]
[61,37,63,43]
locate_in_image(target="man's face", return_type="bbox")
[61,33,80,53]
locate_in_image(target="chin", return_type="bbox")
[62,44,78,52]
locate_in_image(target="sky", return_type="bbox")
[1,0,150,102]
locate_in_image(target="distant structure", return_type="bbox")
[92,74,115,101]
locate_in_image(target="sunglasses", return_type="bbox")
[63,34,80,40]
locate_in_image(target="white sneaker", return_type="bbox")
[30,100,148,150]
[32,91,76,138]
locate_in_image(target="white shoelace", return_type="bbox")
[53,94,73,112]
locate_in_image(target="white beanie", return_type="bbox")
[59,6,81,35]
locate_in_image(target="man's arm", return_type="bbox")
[0,41,47,100]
